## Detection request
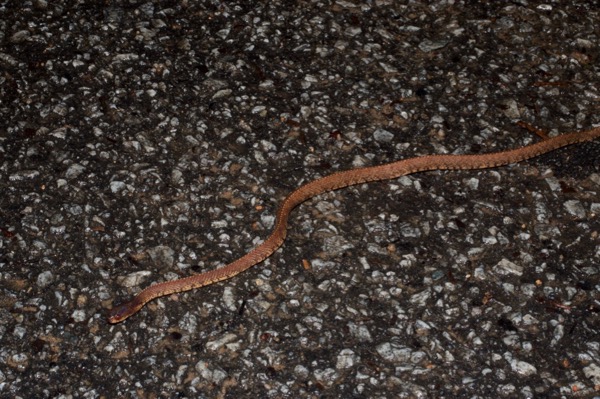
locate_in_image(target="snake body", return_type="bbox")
[108,126,600,323]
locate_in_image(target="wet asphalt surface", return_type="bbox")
[1,1,600,398]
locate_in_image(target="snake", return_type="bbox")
[108,126,600,323]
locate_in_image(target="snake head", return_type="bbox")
[107,298,141,324]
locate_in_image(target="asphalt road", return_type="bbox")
[1,1,599,398]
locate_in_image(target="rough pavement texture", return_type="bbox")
[1,1,600,398]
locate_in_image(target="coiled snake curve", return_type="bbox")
[108,126,600,323]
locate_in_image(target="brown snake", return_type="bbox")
[108,126,600,323]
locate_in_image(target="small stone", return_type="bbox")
[206,333,238,351]
[7,353,29,372]
[294,365,309,379]
[11,30,30,43]
[71,309,86,322]
[418,39,449,52]
[336,349,359,369]
[563,200,586,219]
[195,360,228,384]
[147,245,175,267]
[499,99,521,119]
[583,363,600,385]
[376,342,412,363]
[496,259,523,276]
[109,181,126,193]
[347,321,373,342]
[212,89,232,99]
[116,271,152,288]
[373,128,394,142]
[170,169,183,185]
[222,286,237,311]
[313,368,338,388]
[36,271,54,288]
[65,163,85,179]
[510,359,537,376]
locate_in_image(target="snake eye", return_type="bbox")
[107,303,131,324]
[107,296,144,324]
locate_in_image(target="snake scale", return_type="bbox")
[108,126,600,323]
